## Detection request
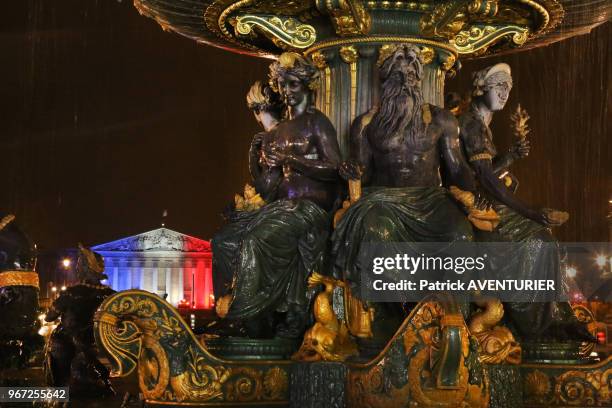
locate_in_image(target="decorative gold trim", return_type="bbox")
[317,0,372,36]
[94,311,120,326]
[0,214,15,231]
[204,0,264,55]
[365,1,433,11]
[469,153,493,162]
[305,36,458,59]
[420,46,435,64]
[324,66,332,116]
[517,0,549,35]
[96,290,295,368]
[235,15,316,49]
[310,51,328,69]
[521,355,612,370]
[0,271,39,288]
[340,46,359,121]
[452,24,529,54]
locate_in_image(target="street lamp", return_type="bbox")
[62,258,71,269]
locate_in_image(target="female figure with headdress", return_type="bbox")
[212,52,341,339]
[211,81,284,303]
[459,63,593,342]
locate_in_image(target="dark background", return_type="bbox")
[2,1,610,251]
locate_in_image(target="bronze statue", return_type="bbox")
[332,44,480,348]
[457,63,593,342]
[44,244,115,396]
[212,81,284,304]
[211,52,341,339]
[0,213,42,370]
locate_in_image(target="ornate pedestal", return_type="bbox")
[290,362,347,408]
[488,364,523,408]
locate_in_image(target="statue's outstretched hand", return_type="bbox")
[509,138,530,159]
[339,159,362,181]
[539,208,569,227]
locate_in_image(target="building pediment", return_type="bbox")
[92,228,210,253]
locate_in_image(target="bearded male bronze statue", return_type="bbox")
[44,244,115,396]
[458,63,594,343]
[211,52,341,339]
[332,45,479,348]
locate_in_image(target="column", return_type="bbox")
[165,260,173,304]
[204,256,213,309]
[194,258,206,309]
[113,261,119,291]
[148,259,158,295]
[176,260,184,304]
[104,257,113,288]
[137,259,145,290]
[120,258,130,291]
[183,259,193,307]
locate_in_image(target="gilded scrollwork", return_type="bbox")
[571,304,599,357]
[347,298,489,408]
[452,24,529,54]
[94,290,290,405]
[235,14,317,48]
[523,362,612,407]
[419,0,469,40]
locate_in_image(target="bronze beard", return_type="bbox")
[367,67,424,144]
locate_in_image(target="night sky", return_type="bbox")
[2,1,610,251]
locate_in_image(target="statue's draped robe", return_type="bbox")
[459,110,574,339]
[331,186,474,296]
[212,199,330,320]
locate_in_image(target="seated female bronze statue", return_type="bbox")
[211,52,341,339]
[458,63,593,342]
[211,80,283,303]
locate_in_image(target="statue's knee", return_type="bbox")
[363,207,398,241]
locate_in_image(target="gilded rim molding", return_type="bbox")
[203,0,564,58]
[305,36,459,59]
[518,0,564,37]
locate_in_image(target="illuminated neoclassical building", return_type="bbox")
[92,227,213,309]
